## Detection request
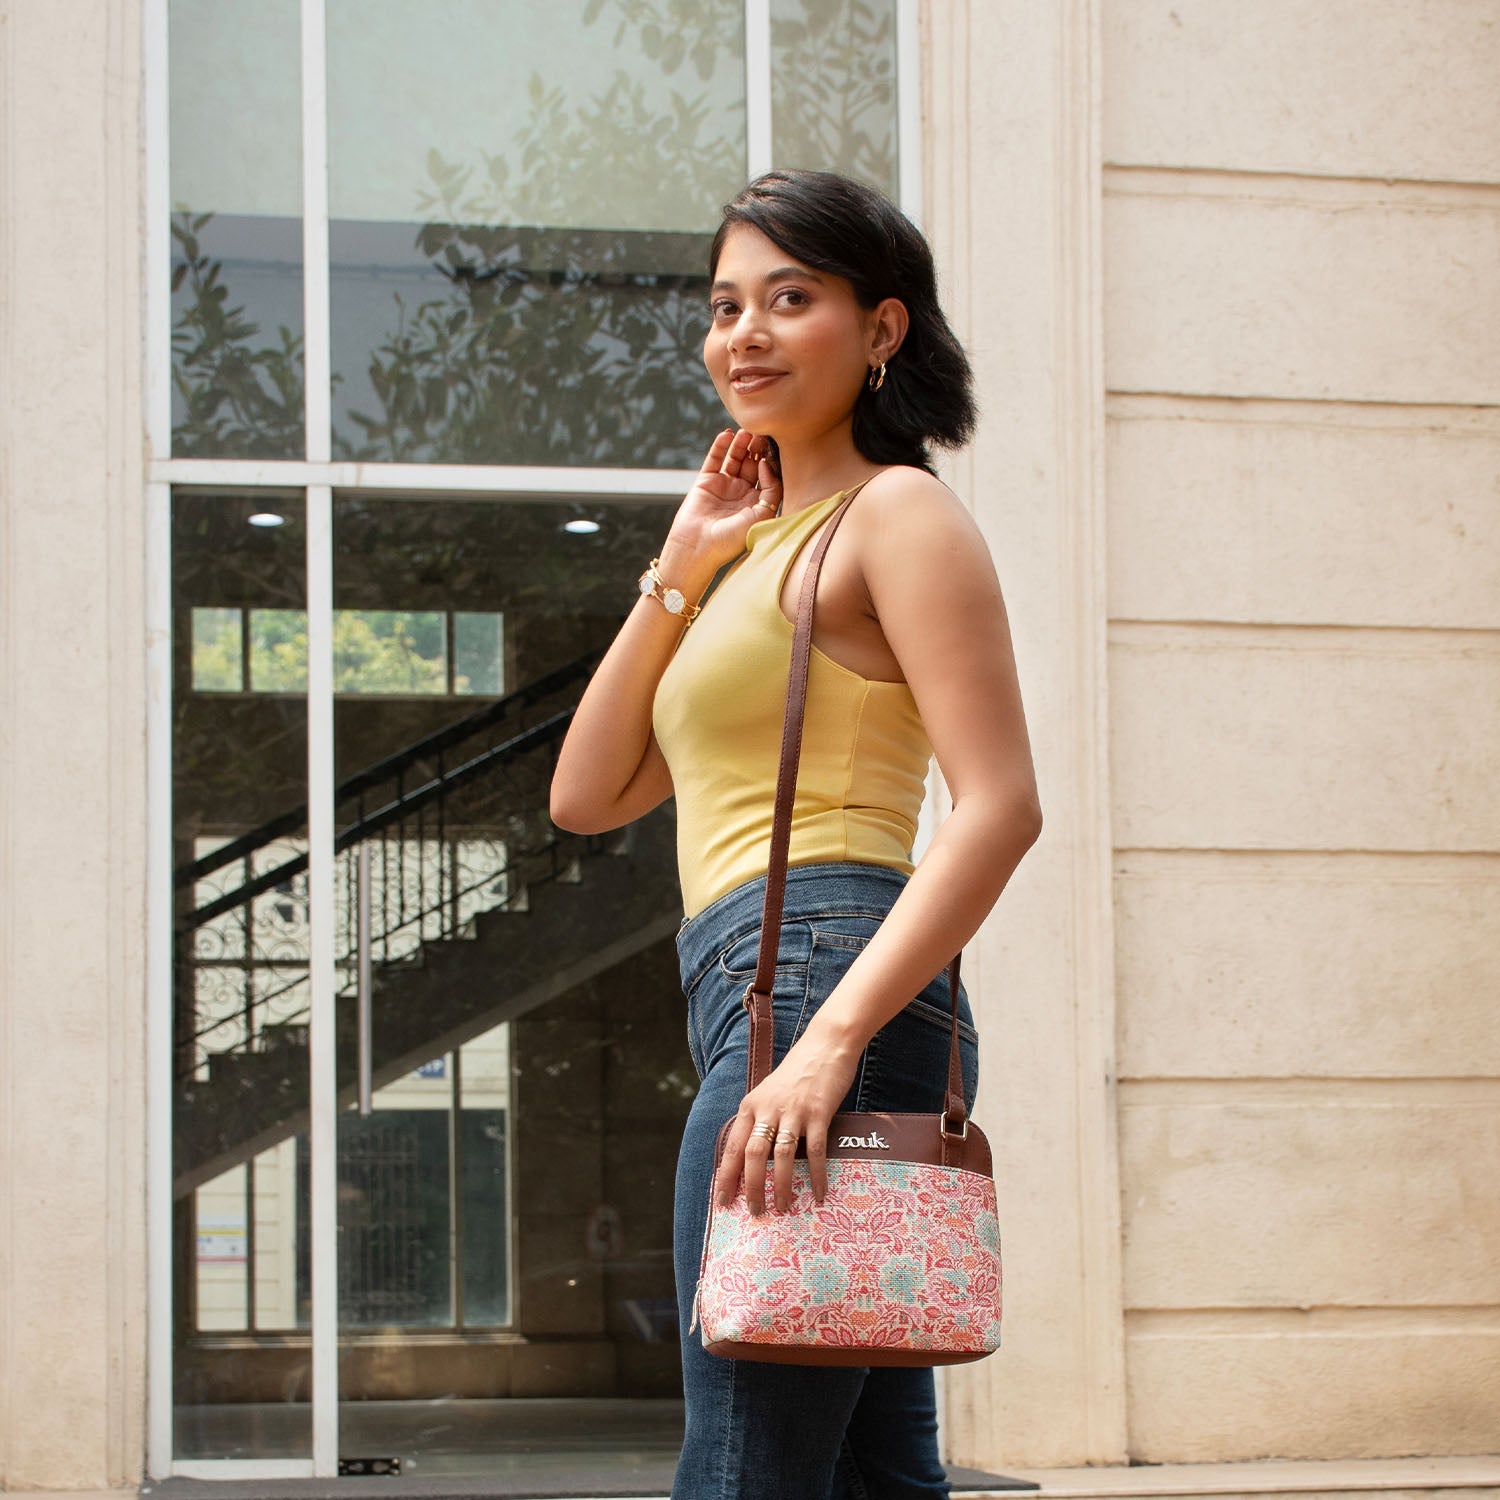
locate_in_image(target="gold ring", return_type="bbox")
[775,1130,797,1145]
[749,1122,777,1144]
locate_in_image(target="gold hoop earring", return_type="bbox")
[867,361,887,392]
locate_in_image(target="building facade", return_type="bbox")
[1,0,1497,1492]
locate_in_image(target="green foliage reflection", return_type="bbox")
[771,0,898,194]
[171,212,307,459]
[190,607,501,696]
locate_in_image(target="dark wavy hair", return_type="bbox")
[708,169,976,475]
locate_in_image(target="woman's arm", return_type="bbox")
[549,429,780,833]
[714,468,1043,1214]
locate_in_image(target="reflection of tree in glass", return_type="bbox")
[450,66,740,234]
[595,0,898,193]
[771,0,898,194]
[167,0,902,465]
[585,0,734,84]
[171,211,308,459]
[330,0,748,466]
[337,205,721,468]
[335,54,742,468]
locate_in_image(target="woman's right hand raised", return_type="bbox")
[662,428,782,577]
[549,427,780,833]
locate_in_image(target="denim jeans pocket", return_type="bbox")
[901,992,979,1047]
[685,920,817,1077]
[716,919,813,984]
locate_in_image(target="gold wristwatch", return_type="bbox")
[637,557,702,621]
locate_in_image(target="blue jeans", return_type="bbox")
[672,863,981,1500]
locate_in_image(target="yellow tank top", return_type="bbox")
[652,485,933,918]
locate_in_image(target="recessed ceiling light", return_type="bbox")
[562,518,601,535]
[248,512,286,528]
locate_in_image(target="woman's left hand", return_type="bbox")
[712,1021,863,1215]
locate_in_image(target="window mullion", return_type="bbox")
[305,480,338,1477]
[301,0,337,1479]
[302,0,332,467]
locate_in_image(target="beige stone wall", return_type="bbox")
[927,0,1128,1469]
[0,0,150,1490]
[930,0,1500,1472]
[1103,0,1500,1464]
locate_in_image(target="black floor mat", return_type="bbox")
[160,1397,1039,1496]
[148,1464,1034,1497]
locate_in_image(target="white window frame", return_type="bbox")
[145,0,921,1479]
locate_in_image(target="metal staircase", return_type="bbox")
[171,650,682,1199]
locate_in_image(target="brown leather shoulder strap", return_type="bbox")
[743,481,965,1123]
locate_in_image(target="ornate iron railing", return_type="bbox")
[173,649,603,1081]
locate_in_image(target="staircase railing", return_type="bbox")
[174,648,604,1081]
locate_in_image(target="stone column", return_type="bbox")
[0,0,150,1488]
[924,0,1129,1469]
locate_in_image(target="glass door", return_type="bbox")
[327,494,692,1480]
[156,0,913,1479]
[170,490,315,1463]
[167,487,694,1476]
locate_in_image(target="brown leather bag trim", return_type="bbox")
[700,1338,995,1368]
[712,1113,993,1178]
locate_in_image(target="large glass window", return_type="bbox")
[166,0,907,468]
[157,0,910,1477]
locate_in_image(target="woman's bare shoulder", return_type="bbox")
[853,465,988,553]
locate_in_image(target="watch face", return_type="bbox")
[639,573,655,595]
[663,589,686,614]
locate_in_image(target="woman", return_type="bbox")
[550,169,1042,1499]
